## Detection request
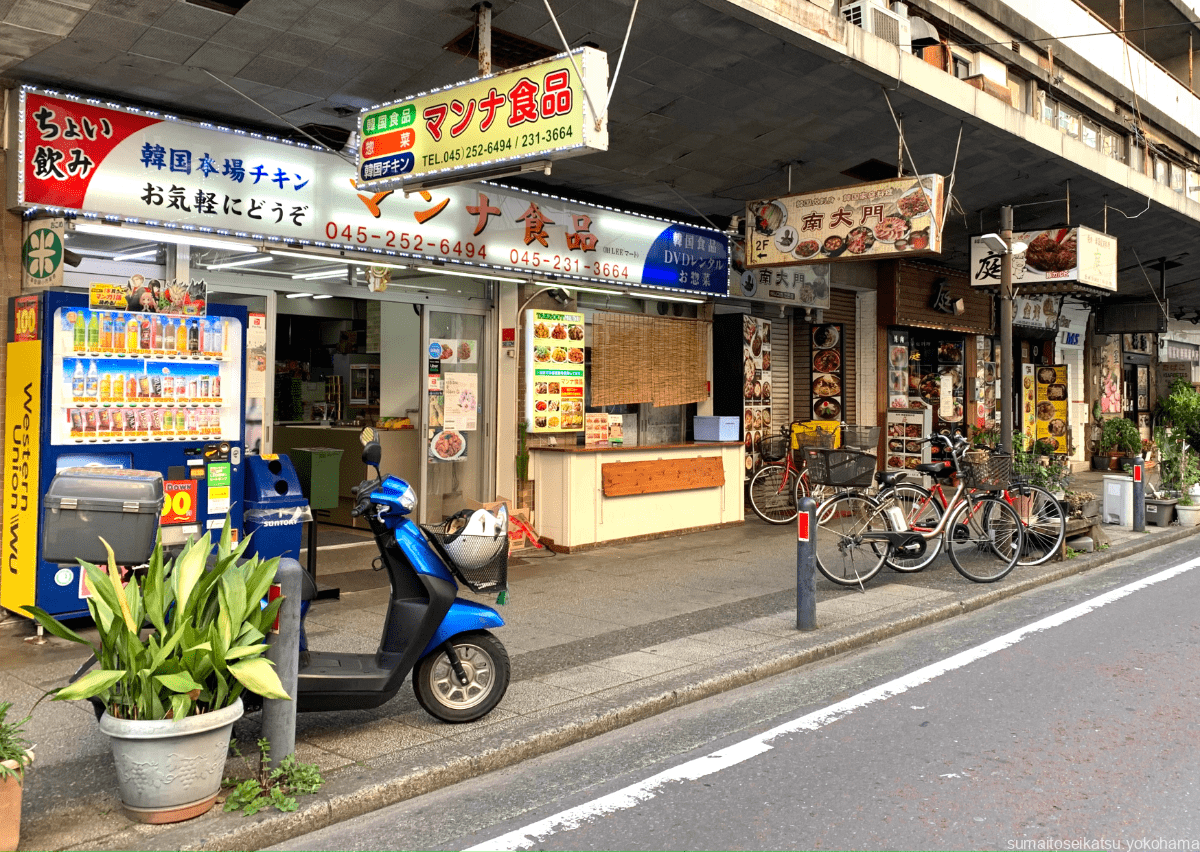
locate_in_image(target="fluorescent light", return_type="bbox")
[285,292,312,299]
[564,284,705,304]
[311,294,334,300]
[419,266,526,284]
[268,249,407,271]
[206,255,271,270]
[72,222,255,253]
[112,248,158,261]
[292,269,347,280]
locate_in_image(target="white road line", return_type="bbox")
[467,554,1200,851]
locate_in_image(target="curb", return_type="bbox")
[92,521,1199,852]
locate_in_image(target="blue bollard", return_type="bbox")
[797,496,817,631]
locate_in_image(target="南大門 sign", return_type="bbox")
[358,48,609,191]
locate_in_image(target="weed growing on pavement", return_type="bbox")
[222,737,322,816]
[1064,547,1079,560]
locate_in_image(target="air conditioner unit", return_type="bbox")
[842,0,912,51]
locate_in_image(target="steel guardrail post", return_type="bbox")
[263,557,302,768]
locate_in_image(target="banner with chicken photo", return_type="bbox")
[742,315,772,477]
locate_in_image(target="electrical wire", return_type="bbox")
[946,18,1200,50]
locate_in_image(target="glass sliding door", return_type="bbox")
[421,309,492,524]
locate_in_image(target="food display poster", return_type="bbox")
[1020,364,1038,449]
[746,174,944,268]
[1034,365,1069,453]
[974,336,998,431]
[742,315,773,476]
[934,336,965,428]
[970,225,1117,291]
[585,413,609,446]
[88,278,207,316]
[443,372,478,431]
[884,407,931,472]
[886,329,910,410]
[525,309,585,433]
[811,323,843,423]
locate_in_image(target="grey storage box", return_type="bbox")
[43,468,164,565]
[694,416,741,442]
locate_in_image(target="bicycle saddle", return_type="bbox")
[874,470,907,488]
[914,461,953,477]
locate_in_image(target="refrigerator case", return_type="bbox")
[11,290,248,619]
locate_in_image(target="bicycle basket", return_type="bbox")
[803,448,878,488]
[792,424,835,450]
[841,425,881,453]
[421,522,509,593]
[960,450,1012,491]
[761,434,790,463]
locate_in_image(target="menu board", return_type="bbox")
[525,309,585,433]
[743,315,773,476]
[811,323,843,423]
[1034,365,1069,452]
[974,336,998,431]
[585,413,609,446]
[1019,364,1037,448]
[886,328,910,410]
[884,407,931,472]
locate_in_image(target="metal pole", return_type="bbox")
[1132,454,1145,531]
[796,497,817,631]
[263,557,303,769]
[999,206,1015,448]
[476,2,492,75]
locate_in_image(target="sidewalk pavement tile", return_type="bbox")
[531,663,638,695]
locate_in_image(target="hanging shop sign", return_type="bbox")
[358,48,608,191]
[22,218,65,291]
[745,175,945,268]
[969,225,1117,291]
[524,309,585,433]
[729,258,831,308]
[13,87,722,296]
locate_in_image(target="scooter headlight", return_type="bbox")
[399,483,418,512]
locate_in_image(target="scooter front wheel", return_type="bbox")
[414,630,510,723]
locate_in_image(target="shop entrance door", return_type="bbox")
[421,310,492,524]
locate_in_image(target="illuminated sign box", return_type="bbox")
[357,47,609,192]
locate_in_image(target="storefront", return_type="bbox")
[877,261,995,470]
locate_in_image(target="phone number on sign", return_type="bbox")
[509,249,630,279]
[422,125,576,166]
[324,223,487,258]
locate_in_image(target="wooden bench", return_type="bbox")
[1057,514,1106,560]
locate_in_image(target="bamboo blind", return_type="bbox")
[591,311,710,407]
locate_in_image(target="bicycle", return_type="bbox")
[875,450,1066,571]
[747,423,833,524]
[812,434,1025,587]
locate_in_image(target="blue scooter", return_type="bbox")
[291,428,510,721]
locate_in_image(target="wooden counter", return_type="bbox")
[529,441,744,551]
[274,425,421,527]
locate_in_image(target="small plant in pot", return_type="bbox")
[0,701,35,852]
[1098,417,1141,470]
[25,520,289,824]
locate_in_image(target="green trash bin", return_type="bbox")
[289,447,344,511]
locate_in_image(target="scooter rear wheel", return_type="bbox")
[414,630,510,723]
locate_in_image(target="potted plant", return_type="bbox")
[1177,492,1200,526]
[1098,417,1141,470]
[25,520,289,824]
[0,702,34,852]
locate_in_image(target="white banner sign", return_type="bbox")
[14,87,727,296]
[970,225,1117,291]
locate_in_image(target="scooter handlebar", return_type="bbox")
[350,477,383,517]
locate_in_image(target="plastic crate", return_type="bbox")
[804,448,878,488]
[421,524,509,593]
[960,451,1012,491]
[841,425,881,452]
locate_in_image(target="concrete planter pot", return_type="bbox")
[1175,504,1200,527]
[0,751,33,852]
[98,698,242,824]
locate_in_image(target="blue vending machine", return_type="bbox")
[2,289,248,619]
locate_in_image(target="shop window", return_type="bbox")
[1040,94,1056,126]
[952,54,971,79]
[1101,130,1124,162]
[1155,157,1168,185]
[1056,104,1080,138]
[1171,162,1185,193]
[1129,142,1142,173]
[1187,169,1200,202]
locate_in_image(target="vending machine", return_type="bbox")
[3,289,247,619]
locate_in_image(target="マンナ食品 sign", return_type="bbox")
[358,48,608,192]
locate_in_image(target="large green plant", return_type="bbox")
[25,519,288,721]
[1157,377,1200,437]
[1097,416,1141,455]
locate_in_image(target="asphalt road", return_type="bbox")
[271,536,1200,852]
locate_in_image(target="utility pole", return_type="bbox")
[999,205,1014,447]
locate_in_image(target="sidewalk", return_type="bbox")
[2,470,1188,852]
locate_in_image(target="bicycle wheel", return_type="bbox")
[794,471,831,510]
[749,463,799,524]
[1005,484,1067,566]
[946,495,1023,583]
[883,483,944,572]
[814,493,890,587]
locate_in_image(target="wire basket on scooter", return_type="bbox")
[421,523,509,593]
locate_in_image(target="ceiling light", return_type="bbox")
[418,266,526,283]
[112,248,159,261]
[206,255,271,270]
[268,249,407,271]
[311,294,334,300]
[291,269,348,280]
[72,222,256,253]
[285,292,312,299]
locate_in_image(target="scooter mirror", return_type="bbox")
[359,426,377,446]
[362,440,382,468]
